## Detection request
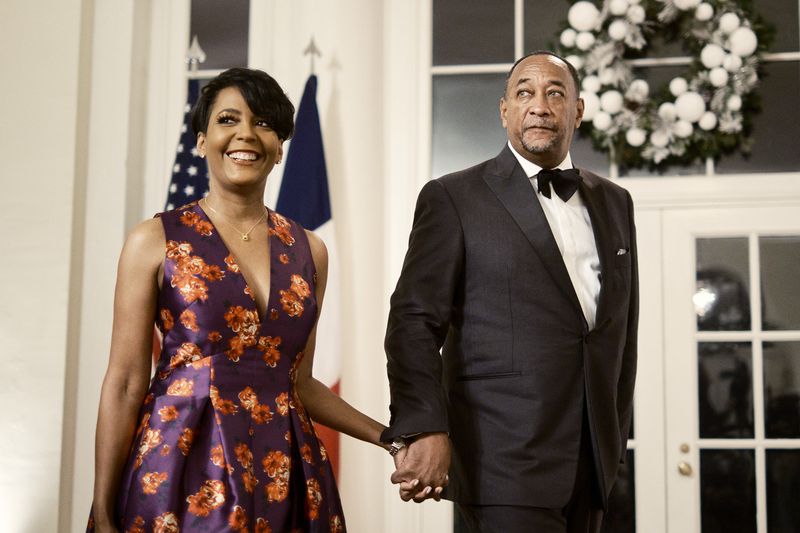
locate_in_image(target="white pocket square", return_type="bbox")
[616,248,628,255]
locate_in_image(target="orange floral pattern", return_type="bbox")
[141,471,168,495]
[186,479,226,517]
[160,309,174,331]
[134,425,162,469]
[180,209,215,237]
[177,428,194,456]
[301,443,314,465]
[179,309,199,331]
[258,336,282,367]
[275,392,290,416]
[228,505,249,532]
[166,378,194,397]
[158,405,179,422]
[262,450,291,503]
[279,273,312,318]
[306,478,323,520]
[125,516,145,533]
[210,385,238,415]
[269,212,295,246]
[153,512,179,533]
[224,305,260,361]
[255,518,273,533]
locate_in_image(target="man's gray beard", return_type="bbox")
[521,131,560,154]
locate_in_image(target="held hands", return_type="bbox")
[389,432,450,503]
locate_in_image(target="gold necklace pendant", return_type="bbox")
[203,198,266,243]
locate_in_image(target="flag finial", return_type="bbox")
[186,35,207,73]
[303,36,322,75]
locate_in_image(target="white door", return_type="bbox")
[663,206,800,533]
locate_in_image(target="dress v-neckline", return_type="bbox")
[196,201,274,325]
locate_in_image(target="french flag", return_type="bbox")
[276,74,342,477]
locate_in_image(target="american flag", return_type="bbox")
[165,78,208,210]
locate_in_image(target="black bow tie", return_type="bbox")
[536,168,582,202]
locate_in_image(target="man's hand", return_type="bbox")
[390,432,450,502]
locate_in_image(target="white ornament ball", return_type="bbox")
[626,79,650,101]
[600,90,624,114]
[709,67,730,87]
[625,128,646,147]
[669,77,689,97]
[675,91,706,123]
[727,94,743,111]
[658,102,678,121]
[699,112,718,130]
[599,68,616,85]
[560,28,578,48]
[674,120,694,138]
[723,54,743,72]
[568,1,601,32]
[576,31,596,51]
[718,12,741,34]
[695,3,713,21]
[730,27,758,57]
[701,44,726,68]
[593,111,613,131]
[581,91,601,121]
[566,55,584,71]
[650,130,670,148]
[627,5,646,24]
[582,75,601,93]
[609,0,630,17]
[674,0,701,10]
[608,19,629,41]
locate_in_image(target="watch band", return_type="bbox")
[388,438,407,456]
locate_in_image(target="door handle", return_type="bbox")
[678,461,693,477]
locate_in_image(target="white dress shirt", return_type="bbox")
[507,142,601,329]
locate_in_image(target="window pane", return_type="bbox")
[764,341,800,438]
[190,0,249,69]
[432,74,507,178]
[601,449,636,533]
[755,0,799,52]
[433,0,515,65]
[766,449,800,532]
[695,238,751,331]
[700,449,757,533]
[715,61,800,174]
[761,236,800,330]
[523,0,569,53]
[698,342,754,438]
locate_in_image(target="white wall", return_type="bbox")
[0,1,87,531]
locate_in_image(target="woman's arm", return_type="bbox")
[293,230,388,449]
[92,218,164,530]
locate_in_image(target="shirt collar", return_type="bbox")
[507,141,574,179]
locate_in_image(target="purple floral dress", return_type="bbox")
[88,201,345,533]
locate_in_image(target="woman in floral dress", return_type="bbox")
[88,68,388,532]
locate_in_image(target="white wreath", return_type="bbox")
[558,0,764,168]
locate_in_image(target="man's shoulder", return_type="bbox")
[435,154,503,190]
[578,167,631,198]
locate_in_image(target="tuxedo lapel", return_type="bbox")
[578,170,614,331]
[483,147,583,317]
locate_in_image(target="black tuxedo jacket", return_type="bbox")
[382,146,638,509]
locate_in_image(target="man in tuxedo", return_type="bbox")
[382,51,638,533]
